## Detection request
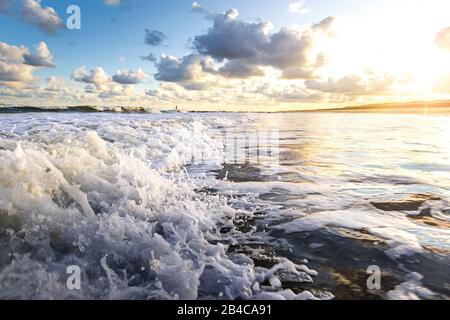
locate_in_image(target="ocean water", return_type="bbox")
[0,111,448,300]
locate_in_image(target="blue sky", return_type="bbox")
[0,0,449,110]
[1,0,347,78]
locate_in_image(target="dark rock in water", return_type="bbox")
[408,208,450,228]
[49,232,73,255]
[229,243,281,269]
[220,215,256,234]
[348,175,419,186]
[212,164,264,182]
[372,200,425,211]
[235,215,256,233]
[0,212,21,233]
[371,194,441,211]
[194,187,219,195]
[259,193,306,202]
[416,208,433,218]
[275,270,313,284]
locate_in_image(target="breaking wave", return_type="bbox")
[0,113,317,300]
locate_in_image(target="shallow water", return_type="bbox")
[0,111,448,300]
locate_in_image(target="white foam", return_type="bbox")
[387,273,436,300]
[277,207,450,259]
[0,113,317,300]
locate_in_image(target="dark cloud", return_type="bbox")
[155,54,207,82]
[144,29,166,46]
[192,9,335,79]
[219,60,265,78]
[0,0,14,13]
[154,54,219,90]
[141,53,157,62]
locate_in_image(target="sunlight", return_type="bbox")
[322,0,450,99]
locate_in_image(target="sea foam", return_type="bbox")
[0,113,316,300]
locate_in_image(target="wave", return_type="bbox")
[0,113,317,300]
[0,106,156,114]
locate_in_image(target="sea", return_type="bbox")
[0,110,448,300]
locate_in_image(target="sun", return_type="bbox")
[319,0,450,99]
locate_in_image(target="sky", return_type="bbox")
[0,0,449,111]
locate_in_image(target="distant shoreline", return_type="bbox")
[1,100,449,114]
[297,100,450,114]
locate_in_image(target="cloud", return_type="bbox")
[0,61,34,82]
[435,26,450,52]
[144,29,166,46]
[103,0,120,6]
[112,69,148,84]
[155,54,207,82]
[72,67,110,85]
[305,73,397,96]
[0,41,27,63]
[23,41,54,67]
[0,0,14,13]
[154,54,222,90]
[98,84,134,98]
[151,9,337,91]
[288,1,310,14]
[192,9,335,79]
[433,74,450,93]
[191,2,204,12]
[0,88,32,98]
[141,53,157,62]
[45,76,69,94]
[70,65,142,99]
[0,41,53,85]
[21,0,63,35]
[219,60,265,78]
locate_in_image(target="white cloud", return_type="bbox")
[0,42,27,63]
[103,0,120,6]
[0,61,34,82]
[305,73,398,96]
[191,2,203,12]
[288,1,310,14]
[112,69,148,84]
[0,87,33,98]
[71,65,142,99]
[44,76,69,95]
[23,41,54,67]
[98,84,134,98]
[21,0,63,35]
[435,26,450,52]
[0,41,53,85]
[72,67,110,85]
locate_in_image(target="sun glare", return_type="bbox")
[321,0,450,100]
